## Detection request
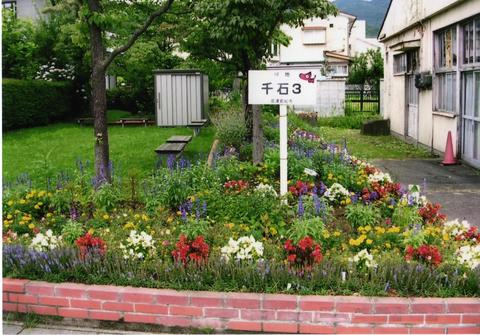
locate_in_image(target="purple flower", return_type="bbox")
[298,196,305,217]
[167,155,175,170]
[369,191,379,201]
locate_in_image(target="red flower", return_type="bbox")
[75,233,106,260]
[284,236,323,271]
[172,234,209,265]
[224,180,249,193]
[405,244,442,266]
[418,203,446,225]
[455,227,480,243]
[289,180,313,197]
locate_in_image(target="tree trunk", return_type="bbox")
[242,79,253,140]
[88,0,110,184]
[252,104,264,163]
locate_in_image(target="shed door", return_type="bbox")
[462,71,480,168]
[406,74,419,139]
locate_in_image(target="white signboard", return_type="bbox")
[248,69,319,105]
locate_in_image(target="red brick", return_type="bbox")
[276,311,298,321]
[426,314,461,324]
[124,313,157,324]
[38,296,69,307]
[411,303,445,314]
[154,293,188,305]
[25,282,55,296]
[190,296,223,307]
[462,314,480,324]
[3,302,18,312]
[70,299,101,310]
[314,312,350,323]
[299,324,335,334]
[8,293,37,304]
[389,314,424,324]
[263,295,297,310]
[299,297,335,311]
[87,287,119,301]
[3,278,28,293]
[352,315,387,324]
[55,283,87,298]
[191,318,224,329]
[156,315,192,327]
[88,310,122,321]
[447,327,480,334]
[337,302,372,313]
[226,297,260,309]
[204,308,238,318]
[122,292,154,304]
[227,321,262,332]
[58,308,88,319]
[28,305,57,316]
[263,322,297,333]
[298,311,313,322]
[410,327,445,334]
[134,304,168,315]
[336,326,373,334]
[3,293,9,302]
[448,303,480,313]
[240,309,275,321]
[374,327,410,334]
[18,304,27,313]
[169,305,202,317]
[376,304,409,314]
[103,301,134,312]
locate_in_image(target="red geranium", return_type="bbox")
[224,180,249,193]
[456,227,480,244]
[405,244,442,266]
[418,203,446,225]
[288,180,314,197]
[284,236,323,271]
[75,233,106,259]
[172,234,209,265]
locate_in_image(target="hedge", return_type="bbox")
[2,79,74,130]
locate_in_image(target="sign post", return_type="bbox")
[248,69,319,198]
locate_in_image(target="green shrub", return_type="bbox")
[318,113,381,129]
[106,87,137,113]
[345,203,381,227]
[210,105,247,148]
[392,206,423,227]
[3,79,74,130]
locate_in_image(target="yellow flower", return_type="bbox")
[364,225,372,232]
[28,223,35,229]
[322,231,330,239]
[3,220,9,225]
[366,239,373,245]
[141,214,149,222]
[19,221,25,225]
[103,214,110,220]
[46,213,53,218]
[38,191,46,197]
[7,200,14,206]
[34,204,40,210]
[333,231,341,237]
[88,228,94,235]
[340,200,345,205]
[345,198,351,205]
[19,199,26,204]
[328,173,333,180]
[7,214,12,219]
[176,211,182,216]
[166,216,174,223]
[124,222,135,230]
[349,238,356,246]
[385,242,391,249]
[442,233,449,241]
[375,227,385,234]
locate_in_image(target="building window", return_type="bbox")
[463,17,480,64]
[271,43,279,57]
[435,72,457,113]
[436,26,457,69]
[302,27,326,45]
[2,1,16,14]
[393,53,406,74]
[327,64,348,77]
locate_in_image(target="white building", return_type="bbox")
[268,12,381,78]
[379,0,480,168]
[2,0,46,21]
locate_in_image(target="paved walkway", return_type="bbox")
[373,159,480,225]
[3,322,164,335]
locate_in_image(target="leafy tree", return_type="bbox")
[347,48,384,89]
[182,0,337,163]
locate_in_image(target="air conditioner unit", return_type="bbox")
[415,72,432,90]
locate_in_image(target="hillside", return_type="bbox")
[333,0,390,37]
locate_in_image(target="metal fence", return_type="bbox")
[345,84,380,114]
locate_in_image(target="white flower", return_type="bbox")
[30,230,62,251]
[367,172,392,184]
[304,168,318,177]
[221,235,263,263]
[349,249,377,268]
[443,219,471,238]
[455,244,480,270]
[121,230,156,261]
[254,183,278,197]
[324,183,350,203]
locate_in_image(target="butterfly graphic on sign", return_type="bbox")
[299,72,316,83]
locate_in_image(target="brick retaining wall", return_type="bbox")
[3,278,480,334]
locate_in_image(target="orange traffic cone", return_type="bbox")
[442,131,457,165]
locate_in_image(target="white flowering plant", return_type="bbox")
[323,183,350,204]
[254,183,278,197]
[221,235,264,262]
[443,219,471,238]
[35,59,75,82]
[349,249,377,269]
[30,229,62,251]
[367,172,392,185]
[119,230,156,260]
[399,185,428,207]
[455,245,480,270]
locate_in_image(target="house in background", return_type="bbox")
[268,12,381,78]
[2,0,47,20]
[379,0,480,169]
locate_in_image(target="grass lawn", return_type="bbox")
[3,123,215,186]
[318,127,434,160]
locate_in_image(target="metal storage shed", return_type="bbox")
[154,70,209,126]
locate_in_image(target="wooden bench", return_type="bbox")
[76,118,94,126]
[166,135,192,143]
[117,118,153,127]
[154,142,187,158]
[187,119,208,136]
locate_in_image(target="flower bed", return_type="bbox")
[2,115,480,299]
[4,278,480,334]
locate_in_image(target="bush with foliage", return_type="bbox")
[3,79,74,130]
[210,101,247,149]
